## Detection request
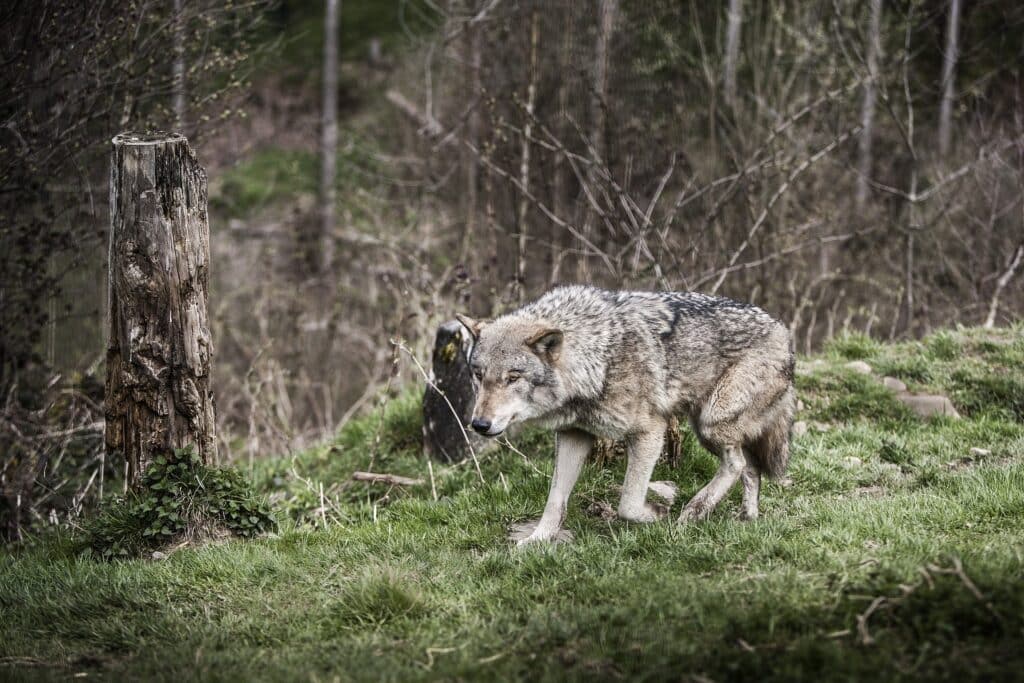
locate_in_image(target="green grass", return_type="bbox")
[210,142,386,220]
[3,327,1024,681]
[211,148,318,217]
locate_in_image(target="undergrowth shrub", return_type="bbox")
[825,333,881,360]
[949,368,1024,420]
[86,448,275,559]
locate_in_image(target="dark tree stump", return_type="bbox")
[422,320,488,462]
[105,132,215,487]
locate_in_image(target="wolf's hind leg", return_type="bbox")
[513,429,592,546]
[739,452,760,521]
[678,445,745,522]
[618,428,667,523]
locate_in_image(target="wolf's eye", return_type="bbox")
[505,373,522,385]
[472,368,483,381]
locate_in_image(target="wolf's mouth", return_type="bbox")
[485,413,517,437]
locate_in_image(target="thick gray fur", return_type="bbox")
[459,285,796,546]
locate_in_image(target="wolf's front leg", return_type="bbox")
[513,429,592,546]
[618,427,666,522]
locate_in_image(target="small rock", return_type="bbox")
[969,447,991,457]
[844,360,872,375]
[898,394,961,419]
[151,551,168,561]
[843,456,863,467]
[882,376,907,392]
[796,399,806,411]
[792,420,808,437]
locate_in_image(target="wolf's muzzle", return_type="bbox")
[470,418,492,435]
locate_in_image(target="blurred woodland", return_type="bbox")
[2,0,1023,538]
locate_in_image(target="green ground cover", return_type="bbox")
[2,327,1023,681]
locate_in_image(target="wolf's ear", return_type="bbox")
[455,313,488,341]
[526,328,563,362]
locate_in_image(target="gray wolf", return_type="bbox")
[456,285,795,546]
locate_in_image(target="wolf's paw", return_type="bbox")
[737,506,759,521]
[647,480,679,506]
[508,519,574,547]
[617,502,668,524]
[677,499,712,523]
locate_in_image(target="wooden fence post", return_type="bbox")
[105,132,215,487]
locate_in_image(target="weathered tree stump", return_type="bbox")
[105,132,215,487]
[422,320,488,462]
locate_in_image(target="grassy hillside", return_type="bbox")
[2,327,1023,682]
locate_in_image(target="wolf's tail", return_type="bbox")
[749,386,796,478]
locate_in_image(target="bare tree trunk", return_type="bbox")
[724,0,743,109]
[319,0,340,271]
[579,0,616,282]
[550,12,572,285]
[938,0,961,157]
[106,133,215,487]
[459,21,481,268]
[515,8,540,303]
[172,0,186,132]
[856,0,883,209]
[591,0,615,170]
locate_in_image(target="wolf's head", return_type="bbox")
[456,313,565,437]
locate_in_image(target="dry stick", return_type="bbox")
[427,460,438,501]
[392,339,485,484]
[856,595,889,646]
[983,242,1024,328]
[319,481,328,530]
[289,465,346,525]
[864,134,1024,204]
[926,557,1003,622]
[498,436,545,476]
[706,124,862,294]
[351,471,426,487]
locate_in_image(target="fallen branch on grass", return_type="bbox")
[351,471,426,487]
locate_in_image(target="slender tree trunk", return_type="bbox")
[938,0,961,157]
[319,0,340,271]
[724,0,743,109]
[172,0,186,132]
[856,0,883,209]
[579,0,617,282]
[591,0,615,169]
[106,133,215,487]
[459,20,481,268]
[515,8,540,303]
[550,10,573,286]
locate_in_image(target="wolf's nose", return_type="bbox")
[470,418,492,434]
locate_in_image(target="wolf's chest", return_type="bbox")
[532,399,638,440]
